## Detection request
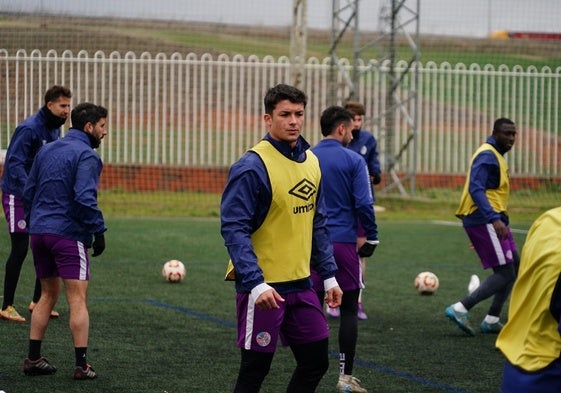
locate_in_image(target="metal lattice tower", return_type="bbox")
[329,0,420,195]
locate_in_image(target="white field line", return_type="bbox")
[431,220,528,235]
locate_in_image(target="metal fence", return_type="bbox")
[1,49,560,177]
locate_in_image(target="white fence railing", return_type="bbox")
[1,49,560,177]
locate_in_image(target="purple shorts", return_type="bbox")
[464,224,517,269]
[311,242,364,292]
[30,234,90,280]
[236,288,328,352]
[2,193,27,233]
[501,359,561,393]
[332,242,364,291]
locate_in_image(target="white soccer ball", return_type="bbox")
[162,260,186,283]
[414,271,439,295]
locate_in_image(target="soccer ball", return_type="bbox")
[414,271,439,295]
[162,260,186,283]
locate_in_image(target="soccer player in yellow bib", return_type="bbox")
[495,207,561,392]
[445,118,519,336]
[221,84,343,393]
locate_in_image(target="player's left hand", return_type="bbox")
[358,240,379,258]
[325,286,343,308]
[255,288,285,310]
[92,234,105,257]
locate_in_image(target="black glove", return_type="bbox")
[358,240,379,258]
[92,234,105,257]
[372,173,381,185]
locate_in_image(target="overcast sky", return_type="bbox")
[0,0,559,38]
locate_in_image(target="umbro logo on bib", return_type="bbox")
[288,179,316,201]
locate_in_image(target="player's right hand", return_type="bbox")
[255,288,285,310]
[492,220,508,240]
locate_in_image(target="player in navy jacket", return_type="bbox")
[22,102,107,380]
[311,105,379,393]
[0,85,71,323]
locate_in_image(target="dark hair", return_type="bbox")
[71,103,108,130]
[493,117,515,132]
[44,85,72,105]
[263,84,307,115]
[343,101,365,117]
[320,106,353,137]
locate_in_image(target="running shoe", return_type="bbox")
[326,304,340,318]
[445,305,475,336]
[0,305,26,322]
[74,364,97,380]
[480,320,503,334]
[23,357,57,376]
[336,374,368,393]
[357,302,368,320]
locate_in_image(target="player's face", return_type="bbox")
[351,114,363,132]
[264,100,305,147]
[93,117,108,142]
[341,121,354,147]
[47,97,71,121]
[86,117,108,148]
[494,123,517,153]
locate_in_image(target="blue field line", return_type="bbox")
[144,297,469,393]
[144,298,236,328]
[349,354,469,393]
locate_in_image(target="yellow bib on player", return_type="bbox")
[496,207,561,371]
[225,140,320,283]
[456,143,509,218]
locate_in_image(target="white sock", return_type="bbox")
[453,302,468,313]
[484,315,500,324]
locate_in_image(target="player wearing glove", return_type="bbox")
[358,240,379,258]
[311,105,379,393]
[91,234,106,257]
[22,103,108,380]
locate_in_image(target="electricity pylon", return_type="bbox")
[329,0,420,195]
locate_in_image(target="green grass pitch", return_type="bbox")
[0,217,529,392]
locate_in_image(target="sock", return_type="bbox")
[484,315,500,324]
[75,347,88,368]
[339,353,346,376]
[28,339,42,360]
[453,302,468,313]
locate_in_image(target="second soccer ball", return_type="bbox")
[162,260,186,283]
[414,271,439,295]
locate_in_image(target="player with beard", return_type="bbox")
[311,105,379,393]
[323,101,382,321]
[1,85,71,323]
[22,102,107,379]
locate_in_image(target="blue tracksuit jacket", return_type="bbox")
[23,129,106,247]
[1,107,61,197]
